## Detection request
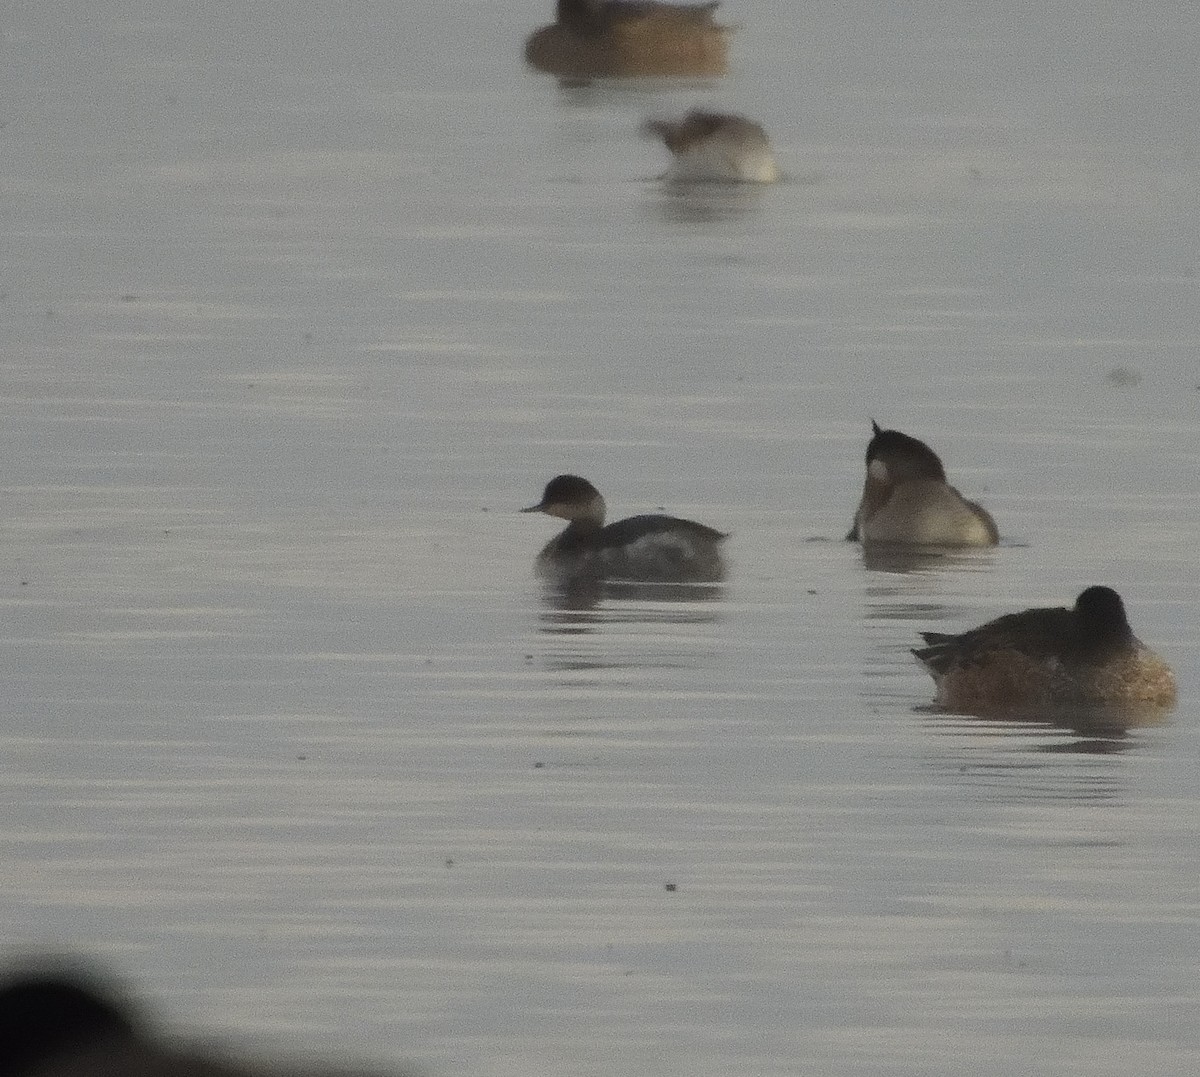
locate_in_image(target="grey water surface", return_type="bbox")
[3,1,1199,1075]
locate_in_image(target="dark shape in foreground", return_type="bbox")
[522,474,727,584]
[913,585,1176,717]
[525,0,732,79]
[642,109,778,183]
[0,967,419,1077]
[847,421,999,547]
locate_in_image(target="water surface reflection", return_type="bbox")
[538,577,726,612]
[922,699,1173,749]
[531,579,725,677]
[859,544,1000,576]
[644,183,773,225]
[917,701,1174,810]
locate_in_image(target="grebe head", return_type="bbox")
[1073,586,1135,649]
[521,474,607,526]
[863,421,948,488]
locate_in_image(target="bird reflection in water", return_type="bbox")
[919,698,1171,758]
[539,574,725,613]
[859,543,1000,575]
[531,576,725,677]
[647,180,771,225]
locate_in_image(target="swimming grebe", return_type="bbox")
[522,474,728,583]
[847,421,999,547]
[525,0,732,80]
[642,110,779,183]
[913,586,1177,715]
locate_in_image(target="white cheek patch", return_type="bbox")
[868,458,889,484]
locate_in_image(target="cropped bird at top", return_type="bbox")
[913,586,1177,716]
[847,421,999,547]
[525,0,733,79]
[642,110,779,183]
[521,474,727,583]
[556,0,721,34]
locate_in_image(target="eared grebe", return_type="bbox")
[847,421,999,547]
[642,110,778,183]
[525,0,732,80]
[913,586,1177,715]
[522,474,727,583]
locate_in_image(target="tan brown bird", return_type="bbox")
[525,0,733,79]
[913,586,1177,716]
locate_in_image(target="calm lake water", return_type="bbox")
[3,1,1199,1074]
